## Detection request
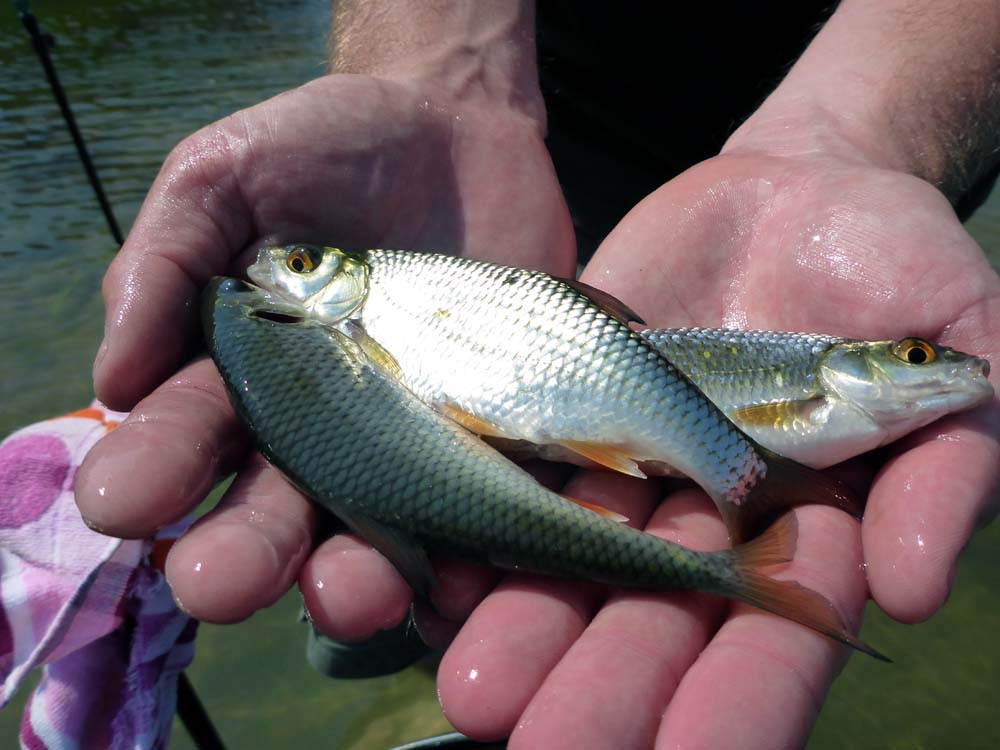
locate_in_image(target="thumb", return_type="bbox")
[95,126,251,410]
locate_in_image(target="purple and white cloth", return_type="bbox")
[0,403,195,749]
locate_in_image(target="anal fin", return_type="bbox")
[558,440,647,479]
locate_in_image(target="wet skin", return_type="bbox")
[75,75,1000,749]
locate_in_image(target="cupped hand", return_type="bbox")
[431,149,1000,748]
[76,77,1000,749]
[74,73,574,618]
[297,148,1000,749]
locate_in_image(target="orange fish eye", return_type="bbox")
[286,247,318,274]
[892,337,937,365]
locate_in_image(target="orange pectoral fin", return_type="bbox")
[560,494,629,523]
[730,399,825,430]
[438,403,508,438]
[558,440,647,479]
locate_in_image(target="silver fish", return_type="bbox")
[204,276,885,659]
[248,244,857,542]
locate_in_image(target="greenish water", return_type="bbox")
[2,2,999,747]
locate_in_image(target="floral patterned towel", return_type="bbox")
[0,403,194,749]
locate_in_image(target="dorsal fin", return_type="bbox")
[559,278,646,326]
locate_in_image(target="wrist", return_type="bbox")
[329,0,545,127]
[722,100,908,175]
[722,0,1000,205]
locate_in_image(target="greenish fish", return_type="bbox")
[423,328,993,480]
[248,244,859,544]
[203,276,884,660]
[642,328,992,469]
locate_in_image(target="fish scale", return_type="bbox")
[357,249,765,503]
[205,277,884,659]
[208,279,719,590]
[642,328,846,405]
[639,327,993,468]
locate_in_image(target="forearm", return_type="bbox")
[329,0,544,123]
[726,0,1000,205]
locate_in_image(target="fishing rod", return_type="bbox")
[14,2,222,748]
[14,0,123,247]
[13,6,510,749]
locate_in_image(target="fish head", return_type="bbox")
[818,337,994,438]
[247,244,369,322]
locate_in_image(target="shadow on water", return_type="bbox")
[1,1,1000,748]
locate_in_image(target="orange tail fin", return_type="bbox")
[721,449,863,544]
[724,513,889,662]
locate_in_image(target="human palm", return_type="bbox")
[77,84,1000,749]
[451,152,1000,748]
[76,72,574,617]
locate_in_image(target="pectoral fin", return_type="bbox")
[730,398,825,430]
[558,440,647,479]
[344,514,437,598]
[341,320,403,379]
[438,403,509,438]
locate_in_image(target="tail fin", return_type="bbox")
[721,449,862,544]
[724,513,889,662]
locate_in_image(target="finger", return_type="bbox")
[94,128,251,410]
[297,464,571,644]
[864,408,1000,622]
[75,357,248,538]
[508,488,727,750]
[299,533,414,643]
[166,453,318,622]
[428,557,500,623]
[437,472,662,741]
[655,506,867,749]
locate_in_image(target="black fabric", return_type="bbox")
[536,2,837,258]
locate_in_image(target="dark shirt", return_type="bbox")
[536,3,836,258]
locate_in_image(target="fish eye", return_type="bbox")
[286,246,319,274]
[892,337,937,365]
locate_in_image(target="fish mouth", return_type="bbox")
[211,277,307,318]
[203,277,309,342]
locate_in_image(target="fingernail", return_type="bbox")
[93,337,109,374]
[172,590,193,616]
